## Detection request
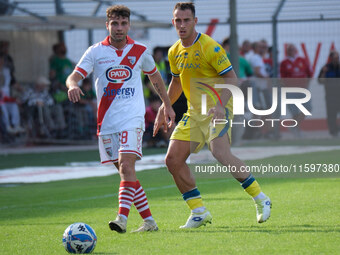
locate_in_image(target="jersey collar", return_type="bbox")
[181,32,201,48]
[101,36,135,46]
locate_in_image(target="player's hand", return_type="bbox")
[164,105,176,130]
[68,86,84,103]
[153,105,166,137]
[207,103,225,120]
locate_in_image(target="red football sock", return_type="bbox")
[134,180,152,219]
[118,181,136,219]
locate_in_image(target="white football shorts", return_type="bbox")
[98,128,143,164]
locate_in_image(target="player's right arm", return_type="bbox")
[153,75,182,136]
[66,71,84,103]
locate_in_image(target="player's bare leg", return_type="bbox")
[165,139,196,193]
[210,133,249,181]
[118,153,137,181]
[210,133,272,223]
[165,139,212,228]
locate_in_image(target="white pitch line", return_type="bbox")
[0,179,231,211]
[0,146,339,184]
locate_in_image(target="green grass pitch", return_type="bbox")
[0,150,339,254]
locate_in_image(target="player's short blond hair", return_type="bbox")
[106,5,130,21]
[173,2,196,17]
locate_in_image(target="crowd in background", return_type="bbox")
[0,37,339,146]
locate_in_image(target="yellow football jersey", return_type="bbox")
[168,33,233,116]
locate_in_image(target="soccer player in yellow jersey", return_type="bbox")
[154,2,271,228]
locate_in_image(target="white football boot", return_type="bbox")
[109,215,127,233]
[255,196,272,223]
[180,210,212,229]
[131,219,158,233]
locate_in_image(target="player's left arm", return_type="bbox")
[208,69,238,120]
[205,42,238,120]
[148,71,176,129]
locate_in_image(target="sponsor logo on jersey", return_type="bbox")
[98,59,116,65]
[214,46,221,52]
[103,87,135,98]
[176,62,201,69]
[106,65,132,83]
[218,55,228,65]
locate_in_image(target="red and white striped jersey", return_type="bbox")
[75,36,157,135]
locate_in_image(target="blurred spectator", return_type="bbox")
[264,46,274,78]
[49,42,75,138]
[280,43,312,137]
[0,106,11,143]
[49,43,59,65]
[222,37,253,79]
[318,50,340,137]
[243,41,271,139]
[153,47,169,84]
[143,46,170,100]
[49,42,73,108]
[249,41,269,81]
[241,40,252,58]
[0,40,15,82]
[75,78,97,138]
[23,76,66,138]
[49,42,74,88]
[264,45,281,140]
[0,53,25,134]
[144,95,171,148]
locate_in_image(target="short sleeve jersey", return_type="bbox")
[75,36,157,135]
[168,33,233,115]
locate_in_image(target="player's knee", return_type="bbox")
[165,153,179,172]
[211,148,231,162]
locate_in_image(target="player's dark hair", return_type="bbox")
[222,37,230,47]
[173,2,195,17]
[106,5,130,21]
[153,46,163,55]
[329,50,338,59]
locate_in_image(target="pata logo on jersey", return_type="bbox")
[106,65,132,83]
[104,65,135,99]
[191,78,312,129]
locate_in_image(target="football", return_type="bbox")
[62,222,97,254]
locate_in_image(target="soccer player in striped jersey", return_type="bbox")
[66,5,175,233]
[154,2,271,228]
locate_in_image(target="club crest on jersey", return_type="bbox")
[106,65,132,83]
[128,56,136,65]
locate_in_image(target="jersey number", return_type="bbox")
[121,131,128,144]
[182,115,190,126]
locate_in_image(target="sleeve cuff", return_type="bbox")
[75,67,88,78]
[218,66,233,76]
[171,71,180,77]
[143,66,157,75]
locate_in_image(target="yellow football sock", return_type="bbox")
[186,197,204,210]
[245,180,261,198]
